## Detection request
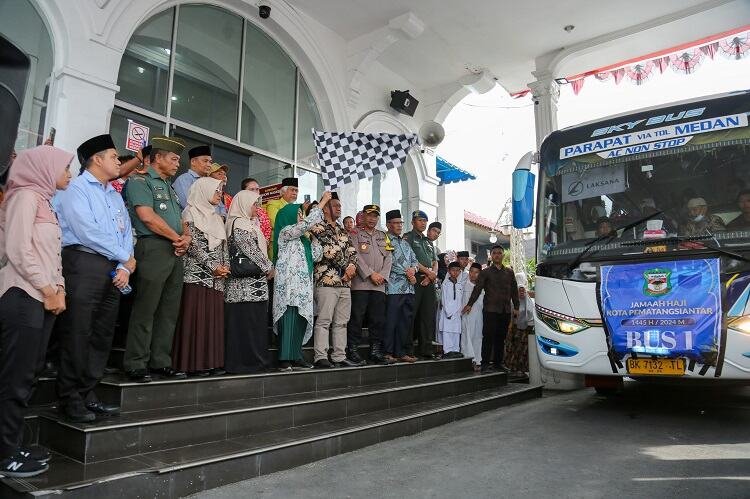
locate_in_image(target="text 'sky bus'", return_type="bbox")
[512,90,750,386]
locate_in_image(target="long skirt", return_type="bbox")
[278,306,306,361]
[172,283,224,372]
[504,324,530,373]
[225,300,269,373]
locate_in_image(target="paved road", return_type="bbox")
[191,381,750,499]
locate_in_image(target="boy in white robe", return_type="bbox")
[439,262,464,358]
[461,262,484,371]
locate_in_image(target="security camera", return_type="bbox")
[259,4,271,19]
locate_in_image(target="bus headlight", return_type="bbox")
[728,315,750,334]
[536,305,590,335]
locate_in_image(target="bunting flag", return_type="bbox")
[652,56,671,74]
[699,41,720,60]
[513,28,750,96]
[670,49,704,74]
[570,78,585,95]
[720,34,750,60]
[313,130,419,189]
[625,62,654,85]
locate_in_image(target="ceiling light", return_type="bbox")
[171,96,178,101]
[137,66,145,74]
[563,25,575,32]
[489,232,497,244]
[164,48,171,54]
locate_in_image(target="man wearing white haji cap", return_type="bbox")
[683,197,726,237]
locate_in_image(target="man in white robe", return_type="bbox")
[461,262,484,370]
[439,262,464,358]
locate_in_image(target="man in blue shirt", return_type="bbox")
[172,145,212,208]
[383,210,419,363]
[54,134,135,423]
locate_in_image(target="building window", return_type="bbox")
[0,0,53,150]
[113,3,323,191]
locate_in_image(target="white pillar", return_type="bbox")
[44,68,119,170]
[528,71,559,149]
[526,71,584,391]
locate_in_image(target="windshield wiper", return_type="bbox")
[566,210,664,272]
[679,235,750,263]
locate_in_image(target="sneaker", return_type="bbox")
[278,361,293,372]
[347,349,366,366]
[314,359,332,369]
[0,452,49,478]
[18,445,50,464]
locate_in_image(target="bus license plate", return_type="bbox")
[626,358,685,376]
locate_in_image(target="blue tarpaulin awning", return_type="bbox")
[436,156,476,185]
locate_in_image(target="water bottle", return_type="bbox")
[110,270,132,295]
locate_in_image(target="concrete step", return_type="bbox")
[38,367,504,463]
[1,383,541,498]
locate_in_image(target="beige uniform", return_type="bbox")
[351,228,393,292]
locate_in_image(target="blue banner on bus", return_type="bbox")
[600,258,721,363]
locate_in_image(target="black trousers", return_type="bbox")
[411,282,436,357]
[0,288,56,457]
[225,300,269,374]
[347,290,386,352]
[56,249,120,409]
[482,311,511,367]
[384,294,414,357]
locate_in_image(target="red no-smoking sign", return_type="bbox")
[125,121,150,152]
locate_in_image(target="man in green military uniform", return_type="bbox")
[124,136,191,382]
[404,210,438,359]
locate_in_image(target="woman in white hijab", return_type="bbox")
[504,272,534,374]
[172,177,230,376]
[224,190,274,373]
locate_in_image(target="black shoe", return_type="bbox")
[41,362,58,378]
[278,361,293,372]
[18,445,50,464]
[86,401,121,416]
[126,369,152,383]
[339,358,360,367]
[60,404,96,423]
[292,359,314,370]
[103,367,120,375]
[346,350,366,366]
[189,370,211,377]
[330,362,344,368]
[314,359,332,369]
[0,453,49,478]
[150,367,187,379]
[210,368,226,376]
[480,365,496,375]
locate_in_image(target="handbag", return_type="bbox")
[228,219,264,278]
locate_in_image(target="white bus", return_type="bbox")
[512,90,750,392]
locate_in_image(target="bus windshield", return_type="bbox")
[537,93,750,265]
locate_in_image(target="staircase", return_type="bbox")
[2,356,540,498]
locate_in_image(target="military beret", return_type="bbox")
[411,210,428,221]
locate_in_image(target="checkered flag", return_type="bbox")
[313,130,419,189]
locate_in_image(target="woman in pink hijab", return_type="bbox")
[0,145,72,478]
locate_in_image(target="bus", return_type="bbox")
[511,90,750,391]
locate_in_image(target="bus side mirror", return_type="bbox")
[512,151,535,228]
[512,168,535,229]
